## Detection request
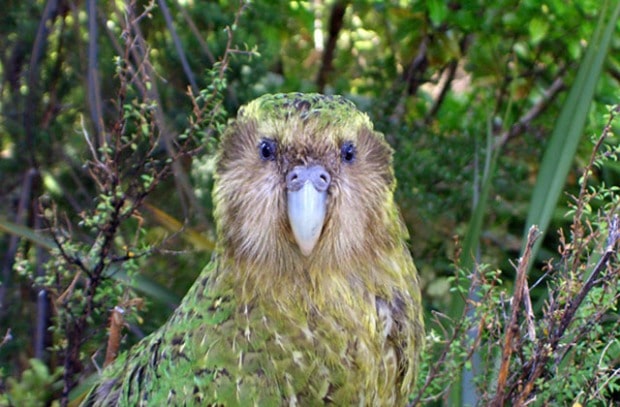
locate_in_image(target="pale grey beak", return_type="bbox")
[286,165,331,256]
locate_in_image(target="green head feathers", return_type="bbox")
[238,92,373,132]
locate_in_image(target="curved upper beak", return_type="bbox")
[286,165,331,256]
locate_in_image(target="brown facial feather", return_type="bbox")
[213,114,403,279]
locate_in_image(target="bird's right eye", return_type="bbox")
[258,139,277,161]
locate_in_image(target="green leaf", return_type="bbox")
[0,217,56,251]
[427,0,448,26]
[528,18,549,45]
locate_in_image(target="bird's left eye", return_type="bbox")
[259,139,277,161]
[340,141,356,164]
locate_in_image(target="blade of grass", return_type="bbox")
[0,217,56,251]
[143,202,215,251]
[522,0,620,263]
[447,116,500,406]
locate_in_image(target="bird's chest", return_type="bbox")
[230,288,402,405]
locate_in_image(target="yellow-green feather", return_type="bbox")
[238,92,373,134]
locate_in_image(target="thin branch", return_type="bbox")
[388,36,428,125]
[555,214,620,338]
[492,225,539,407]
[316,0,349,92]
[104,306,125,367]
[569,104,620,271]
[495,76,565,149]
[522,280,536,342]
[425,59,458,123]
[425,34,472,123]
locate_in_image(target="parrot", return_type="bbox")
[82,93,424,406]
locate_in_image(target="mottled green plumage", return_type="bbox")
[83,93,424,406]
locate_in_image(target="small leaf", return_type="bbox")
[528,18,549,45]
[427,0,448,26]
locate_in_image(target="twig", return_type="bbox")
[407,314,463,406]
[388,36,428,125]
[425,34,472,123]
[569,104,620,271]
[555,214,620,337]
[0,328,12,348]
[495,76,565,149]
[492,225,539,407]
[425,59,458,123]
[34,208,50,361]
[104,306,126,367]
[55,270,83,305]
[522,281,536,341]
[316,0,349,92]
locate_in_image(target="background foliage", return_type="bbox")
[0,0,618,406]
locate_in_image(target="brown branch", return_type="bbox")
[388,36,428,125]
[425,34,472,123]
[492,225,539,407]
[404,36,429,96]
[407,311,466,406]
[495,76,565,149]
[425,59,458,123]
[522,280,536,341]
[104,306,125,367]
[316,1,349,92]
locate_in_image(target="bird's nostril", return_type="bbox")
[314,170,331,191]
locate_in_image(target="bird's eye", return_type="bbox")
[340,141,356,164]
[259,139,277,161]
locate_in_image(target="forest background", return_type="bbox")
[0,0,619,406]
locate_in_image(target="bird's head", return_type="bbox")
[213,93,406,275]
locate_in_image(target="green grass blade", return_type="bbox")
[447,118,500,405]
[0,217,57,250]
[522,0,620,261]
